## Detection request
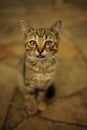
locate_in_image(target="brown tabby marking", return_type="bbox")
[18,19,62,115]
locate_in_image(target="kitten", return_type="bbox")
[18,19,62,115]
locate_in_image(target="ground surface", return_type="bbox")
[0,1,87,130]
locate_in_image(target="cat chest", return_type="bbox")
[25,67,55,87]
[33,72,54,87]
[26,71,54,82]
[34,73,52,81]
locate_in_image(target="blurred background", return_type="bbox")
[0,0,87,130]
[0,0,87,98]
[0,0,87,60]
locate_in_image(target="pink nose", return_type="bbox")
[38,49,43,54]
[37,48,44,54]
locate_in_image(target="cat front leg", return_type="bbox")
[18,74,38,115]
[37,90,47,111]
[18,84,38,115]
[24,90,38,116]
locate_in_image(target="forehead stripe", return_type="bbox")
[36,28,45,37]
[45,34,48,39]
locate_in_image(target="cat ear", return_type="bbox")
[51,20,62,37]
[20,19,33,38]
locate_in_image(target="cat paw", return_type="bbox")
[24,97,38,116]
[27,108,38,116]
[25,102,38,116]
[38,102,47,111]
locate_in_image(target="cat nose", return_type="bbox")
[38,49,43,54]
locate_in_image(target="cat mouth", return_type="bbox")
[36,55,45,58]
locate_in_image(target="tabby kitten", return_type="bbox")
[18,19,62,115]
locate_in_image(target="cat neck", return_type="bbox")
[25,55,57,73]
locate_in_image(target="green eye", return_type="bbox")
[29,40,37,46]
[45,40,53,46]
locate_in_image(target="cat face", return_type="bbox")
[20,19,62,64]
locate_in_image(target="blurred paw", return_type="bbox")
[38,102,47,111]
[24,96,38,116]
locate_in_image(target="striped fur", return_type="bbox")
[18,19,62,115]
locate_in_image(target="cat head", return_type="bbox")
[20,19,62,63]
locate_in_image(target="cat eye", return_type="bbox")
[29,40,37,46]
[45,40,53,46]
